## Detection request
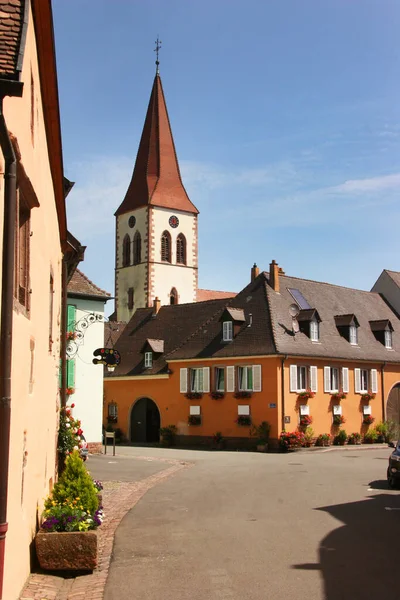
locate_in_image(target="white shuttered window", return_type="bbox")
[226,366,235,392]
[180,368,188,393]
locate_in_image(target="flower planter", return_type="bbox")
[35,530,98,571]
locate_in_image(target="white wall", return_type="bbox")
[67,297,107,444]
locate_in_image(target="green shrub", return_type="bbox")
[374,420,398,443]
[159,425,177,446]
[333,430,348,445]
[364,430,378,444]
[250,421,271,444]
[45,450,98,515]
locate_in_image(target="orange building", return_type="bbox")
[0,2,82,598]
[105,263,400,446]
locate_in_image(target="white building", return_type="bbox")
[67,270,111,450]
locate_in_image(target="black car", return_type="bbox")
[387,441,400,489]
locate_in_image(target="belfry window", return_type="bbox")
[161,231,171,262]
[176,234,186,265]
[170,288,178,305]
[133,231,141,265]
[122,234,131,267]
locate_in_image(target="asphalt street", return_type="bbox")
[91,446,400,600]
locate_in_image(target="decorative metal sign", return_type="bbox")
[92,348,121,372]
[66,313,105,359]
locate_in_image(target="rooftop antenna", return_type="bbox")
[154,36,162,74]
[289,303,300,335]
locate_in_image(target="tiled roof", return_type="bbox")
[0,0,26,80]
[67,269,111,300]
[386,270,400,287]
[115,74,198,216]
[197,288,236,302]
[145,339,165,353]
[267,273,400,362]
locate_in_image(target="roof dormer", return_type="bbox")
[219,308,246,342]
[141,338,165,369]
[369,319,394,349]
[297,309,321,342]
[334,314,360,345]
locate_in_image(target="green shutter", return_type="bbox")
[67,359,75,388]
[67,304,76,332]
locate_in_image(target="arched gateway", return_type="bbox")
[130,398,160,443]
[387,384,400,433]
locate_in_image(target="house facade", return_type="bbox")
[0,2,82,598]
[104,262,400,446]
[67,270,111,452]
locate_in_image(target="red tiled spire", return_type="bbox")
[115,74,199,216]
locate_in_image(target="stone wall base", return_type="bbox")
[87,442,103,454]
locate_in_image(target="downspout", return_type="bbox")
[281,355,287,432]
[0,99,17,600]
[381,362,386,422]
[60,257,67,409]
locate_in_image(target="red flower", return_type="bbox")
[77,428,83,436]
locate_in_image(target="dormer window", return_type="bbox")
[349,325,358,345]
[144,352,153,368]
[370,319,393,349]
[219,308,245,342]
[310,319,319,342]
[141,338,164,370]
[223,321,233,342]
[335,314,359,345]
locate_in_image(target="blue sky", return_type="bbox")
[53,0,400,304]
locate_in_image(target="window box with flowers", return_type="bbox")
[210,391,225,400]
[333,414,346,426]
[188,414,202,426]
[363,415,375,426]
[234,391,252,399]
[186,392,203,400]
[236,415,252,426]
[299,415,313,428]
[331,391,347,402]
[297,390,315,401]
[107,415,118,424]
[361,392,376,402]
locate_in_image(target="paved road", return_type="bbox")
[96,446,400,600]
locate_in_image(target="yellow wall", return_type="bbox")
[0,10,63,599]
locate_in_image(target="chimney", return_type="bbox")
[269,260,280,292]
[251,263,259,282]
[153,297,161,316]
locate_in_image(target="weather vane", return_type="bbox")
[154,36,162,73]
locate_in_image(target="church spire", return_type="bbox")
[115,70,199,216]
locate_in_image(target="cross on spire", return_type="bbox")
[154,36,162,73]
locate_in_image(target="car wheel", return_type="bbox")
[387,468,398,489]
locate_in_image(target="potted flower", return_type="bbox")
[236,415,252,426]
[333,430,348,446]
[188,415,201,426]
[331,391,347,401]
[279,431,306,451]
[234,391,252,399]
[212,432,226,450]
[210,391,225,400]
[364,430,378,444]
[348,432,361,445]
[303,427,314,447]
[315,433,331,447]
[66,331,77,341]
[363,415,375,426]
[333,414,346,426]
[297,389,315,401]
[36,451,103,571]
[57,404,86,472]
[250,421,271,452]
[299,415,313,428]
[361,392,376,401]
[185,392,203,400]
[159,425,177,446]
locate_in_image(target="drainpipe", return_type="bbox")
[381,362,386,422]
[0,99,17,600]
[60,257,67,409]
[281,355,287,432]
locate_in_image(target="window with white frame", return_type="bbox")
[215,367,225,391]
[222,321,233,342]
[310,319,319,342]
[108,403,118,421]
[238,366,253,391]
[385,330,393,349]
[324,367,339,393]
[290,365,318,393]
[190,368,204,392]
[144,352,152,368]
[297,366,307,391]
[360,369,368,392]
[349,325,358,345]
[355,368,378,394]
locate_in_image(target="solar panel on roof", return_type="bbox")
[287,288,312,310]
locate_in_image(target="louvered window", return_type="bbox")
[128,287,134,310]
[133,232,141,265]
[122,234,131,267]
[176,234,186,264]
[161,231,171,262]
[14,189,31,309]
[170,288,178,305]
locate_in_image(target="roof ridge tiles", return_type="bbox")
[264,271,376,294]
[68,269,111,298]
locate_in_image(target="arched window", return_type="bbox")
[133,231,141,265]
[176,234,186,265]
[170,287,178,305]
[122,234,131,267]
[161,231,171,262]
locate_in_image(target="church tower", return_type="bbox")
[114,66,199,322]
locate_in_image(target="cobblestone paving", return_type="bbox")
[20,458,189,600]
